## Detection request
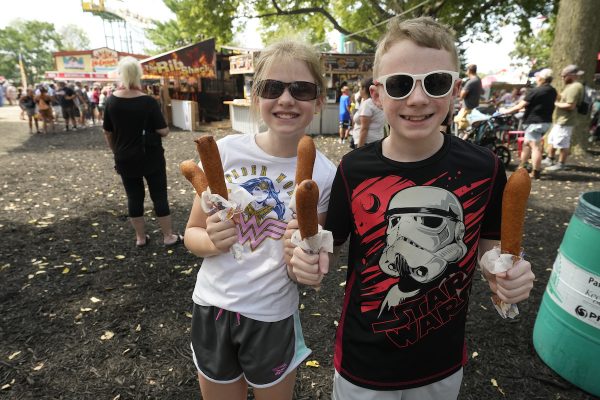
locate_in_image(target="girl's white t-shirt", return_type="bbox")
[352,98,386,145]
[192,133,337,322]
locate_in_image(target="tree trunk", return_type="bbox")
[550,0,600,155]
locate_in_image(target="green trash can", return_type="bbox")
[533,191,600,396]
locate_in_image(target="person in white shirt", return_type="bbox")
[351,77,386,148]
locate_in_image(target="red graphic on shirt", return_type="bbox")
[350,173,491,347]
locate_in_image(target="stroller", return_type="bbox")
[463,111,516,167]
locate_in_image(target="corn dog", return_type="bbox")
[500,167,531,257]
[179,160,208,197]
[295,135,316,185]
[296,179,319,239]
[194,135,228,200]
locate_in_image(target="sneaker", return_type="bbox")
[545,162,565,171]
[541,157,554,167]
[530,170,541,180]
[342,139,346,144]
[338,138,343,144]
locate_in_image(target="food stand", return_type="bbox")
[226,50,374,135]
[225,51,260,134]
[140,39,245,130]
[141,39,217,131]
[319,52,374,134]
[45,47,147,83]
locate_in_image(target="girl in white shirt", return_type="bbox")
[184,39,336,400]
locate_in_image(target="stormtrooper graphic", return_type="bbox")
[378,186,467,314]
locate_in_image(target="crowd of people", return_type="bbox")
[5,80,112,134]
[0,79,166,135]
[451,61,593,179]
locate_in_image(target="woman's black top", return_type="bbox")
[103,95,168,178]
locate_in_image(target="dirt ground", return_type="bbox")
[1,104,599,400]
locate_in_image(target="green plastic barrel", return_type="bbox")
[533,191,600,396]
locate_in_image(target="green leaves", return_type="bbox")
[146,0,241,52]
[0,20,63,84]
[58,24,91,51]
[147,0,556,59]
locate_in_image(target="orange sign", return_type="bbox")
[142,39,216,78]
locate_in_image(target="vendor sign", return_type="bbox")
[142,38,217,78]
[321,54,373,74]
[92,48,119,72]
[230,53,254,74]
[44,71,112,81]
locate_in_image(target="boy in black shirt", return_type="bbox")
[286,17,535,399]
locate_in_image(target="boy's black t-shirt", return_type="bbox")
[103,95,167,178]
[324,134,506,390]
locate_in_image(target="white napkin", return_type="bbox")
[480,245,520,319]
[290,225,333,255]
[200,185,254,260]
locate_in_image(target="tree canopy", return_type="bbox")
[58,24,91,51]
[509,15,555,69]
[149,0,557,57]
[146,0,241,52]
[0,20,63,85]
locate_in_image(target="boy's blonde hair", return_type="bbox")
[373,17,459,78]
[117,56,143,89]
[250,38,325,116]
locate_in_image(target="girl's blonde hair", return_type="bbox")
[373,17,459,78]
[117,56,143,89]
[250,38,325,117]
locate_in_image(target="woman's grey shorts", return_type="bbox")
[190,304,310,388]
[524,123,551,142]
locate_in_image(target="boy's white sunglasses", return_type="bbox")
[374,70,459,100]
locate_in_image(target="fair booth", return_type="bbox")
[141,39,217,131]
[226,51,374,135]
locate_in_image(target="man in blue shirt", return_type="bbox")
[339,86,351,144]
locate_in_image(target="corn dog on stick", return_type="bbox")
[194,135,228,200]
[501,168,532,258]
[296,179,319,240]
[179,160,208,197]
[295,135,316,185]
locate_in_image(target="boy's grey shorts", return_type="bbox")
[190,304,311,388]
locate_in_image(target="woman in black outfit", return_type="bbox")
[103,56,182,247]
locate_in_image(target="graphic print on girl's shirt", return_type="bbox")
[227,165,294,251]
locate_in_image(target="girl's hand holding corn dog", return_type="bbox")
[204,212,239,254]
[289,244,329,287]
[182,135,254,260]
[286,179,333,287]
